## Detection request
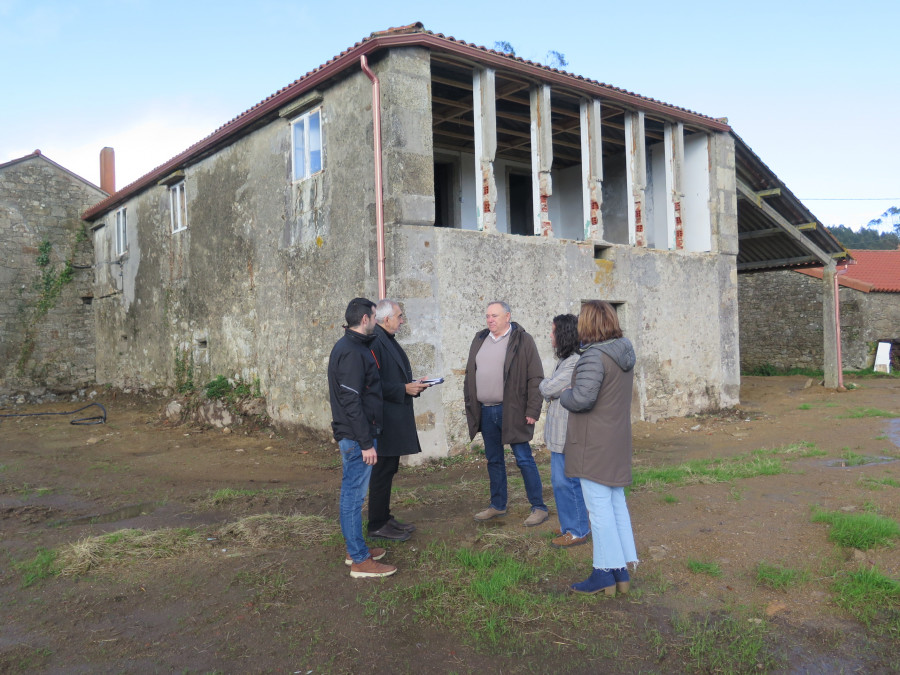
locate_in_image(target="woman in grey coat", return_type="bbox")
[539,314,590,547]
[560,300,638,595]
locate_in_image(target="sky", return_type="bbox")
[2,0,898,232]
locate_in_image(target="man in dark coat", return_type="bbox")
[328,297,396,578]
[463,301,548,527]
[367,299,430,541]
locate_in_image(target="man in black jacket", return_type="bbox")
[367,299,430,541]
[328,297,396,578]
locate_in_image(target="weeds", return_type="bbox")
[686,559,722,577]
[859,476,900,490]
[837,407,897,419]
[754,562,807,591]
[672,611,780,673]
[830,566,900,636]
[810,507,900,549]
[15,548,59,587]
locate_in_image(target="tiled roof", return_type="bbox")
[82,22,730,221]
[796,249,900,293]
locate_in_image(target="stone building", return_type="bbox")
[0,151,106,396]
[81,24,841,457]
[740,250,900,372]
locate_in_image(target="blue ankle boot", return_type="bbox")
[571,568,615,596]
[611,567,630,594]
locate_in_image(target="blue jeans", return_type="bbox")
[551,451,590,538]
[480,404,546,512]
[339,438,374,563]
[579,479,637,569]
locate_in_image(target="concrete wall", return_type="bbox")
[739,269,900,371]
[88,45,740,457]
[1,155,104,395]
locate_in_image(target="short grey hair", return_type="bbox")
[375,298,399,324]
[487,300,511,315]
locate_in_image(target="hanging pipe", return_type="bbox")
[360,55,386,300]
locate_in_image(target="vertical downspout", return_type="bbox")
[834,262,848,389]
[360,55,387,300]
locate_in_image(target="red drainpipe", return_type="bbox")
[360,55,386,300]
[834,262,849,389]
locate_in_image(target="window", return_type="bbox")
[291,108,323,181]
[115,207,128,256]
[169,181,188,233]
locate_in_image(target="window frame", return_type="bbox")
[291,107,324,182]
[115,207,128,256]
[169,181,188,234]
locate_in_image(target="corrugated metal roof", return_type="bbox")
[734,134,848,272]
[797,249,900,293]
[82,22,730,221]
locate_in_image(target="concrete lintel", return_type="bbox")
[473,68,497,232]
[580,98,603,241]
[530,84,553,237]
[625,111,646,247]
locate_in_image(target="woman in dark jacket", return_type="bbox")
[560,300,638,595]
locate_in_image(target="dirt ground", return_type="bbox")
[1,375,899,674]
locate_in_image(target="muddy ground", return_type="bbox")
[1,375,899,674]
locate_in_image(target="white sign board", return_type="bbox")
[875,342,892,373]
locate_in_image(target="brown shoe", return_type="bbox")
[350,555,397,578]
[473,506,507,521]
[345,547,386,566]
[523,509,549,527]
[551,532,589,548]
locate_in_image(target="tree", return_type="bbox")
[493,41,567,69]
[827,225,900,250]
[867,205,900,234]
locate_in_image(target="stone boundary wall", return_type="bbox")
[739,269,898,371]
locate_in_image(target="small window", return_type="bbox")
[115,207,128,256]
[169,181,188,233]
[292,108,323,181]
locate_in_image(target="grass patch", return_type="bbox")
[836,407,897,419]
[233,562,293,604]
[57,528,203,576]
[219,514,337,547]
[686,559,722,577]
[633,442,824,490]
[15,548,59,587]
[831,566,900,636]
[754,562,807,591]
[859,476,900,490]
[201,486,298,507]
[811,507,900,550]
[661,493,679,504]
[672,611,780,673]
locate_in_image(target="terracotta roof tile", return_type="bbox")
[796,249,900,292]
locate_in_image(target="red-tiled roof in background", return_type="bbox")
[82,22,731,221]
[797,249,900,293]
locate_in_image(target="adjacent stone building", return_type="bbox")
[740,250,900,372]
[0,151,106,396]
[83,24,751,457]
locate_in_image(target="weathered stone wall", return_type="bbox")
[88,46,740,457]
[0,155,104,394]
[738,270,899,371]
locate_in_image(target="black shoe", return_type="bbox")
[369,521,411,541]
[389,517,416,533]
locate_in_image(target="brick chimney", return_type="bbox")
[100,147,115,194]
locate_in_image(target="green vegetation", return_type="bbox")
[836,407,897,419]
[203,486,296,507]
[754,562,807,591]
[811,507,900,550]
[672,612,779,673]
[15,548,59,587]
[686,559,722,577]
[830,566,900,636]
[174,347,195,394]
[204,375,261,401]
[233,563,293,604]
[859,476,900,490]
[632,442,822,490]
[661,493,679,504]
[828,223,899,250]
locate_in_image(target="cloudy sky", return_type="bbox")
[3,0,898,231]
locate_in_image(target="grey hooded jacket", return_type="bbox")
[560,337,636,487]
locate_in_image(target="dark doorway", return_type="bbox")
[434,161,456,228]
[508,173,533,236]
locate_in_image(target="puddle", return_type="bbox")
[48,502,158,527]
[827,457,898,468]
[889,418,900,448]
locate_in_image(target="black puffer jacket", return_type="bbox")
[371,324,422,457]
[328,328,383,449]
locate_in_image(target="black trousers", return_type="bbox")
[367,454,400,532]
